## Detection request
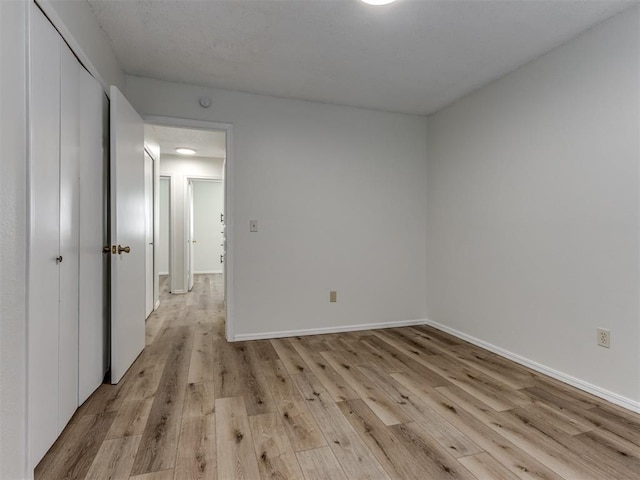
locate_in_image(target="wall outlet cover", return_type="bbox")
[329,291,337,303]
[597,328,610,348]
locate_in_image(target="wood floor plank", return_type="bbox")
[145,312,166,346]
[234,342,277,416]
[373,330,442,367]
[358,364,482,458]
[338,398,435,479]
[458,452,520,480]
[437,385,605,480]
[183,382,216,418]
[525,386,640,446]
[249,413,305,480]
[422,354,527,411]
[446,345,537,390]
[506,407,640,480]
[357,336,409,373]
[188,329,215,384]
[213,338,243,398]
[362,335,444,377]
[129,469,174,480]
[35,412,116,480]
[291,372,391,480]
[271,338,310,375]
[107,398,154,439]
[383,328,443,356]
[392,373,564,480]
[389,422,477,480]
[296,447,347,480]
[289,337,359,402]
[131,326,193,475]
[574,429,640,475]
[215,396,261,480]
[85,435,141,480]
[174,381,217,480]
[248,340,280,363]
[174,414,216,480]
[262,359,327,451]
[321,350,412,426]
[107,354,169,439]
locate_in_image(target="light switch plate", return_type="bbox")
[250,220,258,232]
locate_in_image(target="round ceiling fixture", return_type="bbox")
[176,147,196,155]
[361,0,397,5]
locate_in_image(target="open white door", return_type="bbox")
[110,86,146,384]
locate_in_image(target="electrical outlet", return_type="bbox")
[597,328,610,348]
[329,291,337,303]
[249,220,258,232]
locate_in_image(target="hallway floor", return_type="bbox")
[35,274,640,479]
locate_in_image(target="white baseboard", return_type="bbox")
[232,319,428,342]
[424,319,640,414]
[159,271,169,276]
[154,300,160,310]
[194,270,223,274]
[171,289,186,294]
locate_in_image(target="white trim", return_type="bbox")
[194,270,223,274]
[171,289,186,295]
[424,319,640,414]
[154,300,160,310]
[232,319,428,342]
[158,271,169,276]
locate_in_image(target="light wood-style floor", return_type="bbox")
[36,274,640,480]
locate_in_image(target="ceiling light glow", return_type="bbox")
[361,0,397,5]
[176,147,196,155]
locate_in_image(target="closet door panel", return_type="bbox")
[58,44,81,428]
[78,67,106,404]
[28,4,61,468]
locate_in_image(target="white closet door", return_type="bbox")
[110,86,146,384]
[58,42,81,428]
[78,67,107,404]
[28,4,61,468]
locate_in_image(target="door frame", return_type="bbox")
[144,115,235,342]
[143,146,157,316]
[159,174,173,292]
[184,176,224,290]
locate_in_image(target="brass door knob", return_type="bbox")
[118,245,131,254]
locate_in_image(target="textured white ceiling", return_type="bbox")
[88,0,636,115]
[151,124,226,158]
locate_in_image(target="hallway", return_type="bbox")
[35,275,640,479]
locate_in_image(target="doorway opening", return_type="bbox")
[159,175,171,299]
[145,120,231,340]
[187,178,225,292]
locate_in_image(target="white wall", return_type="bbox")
[129,79,429,337]
[159,155,224,293]
[36,0,126,93]
[159,177,170,275]
[426,7,640,408]
[0,1,28,478]
[192,180,224,274]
